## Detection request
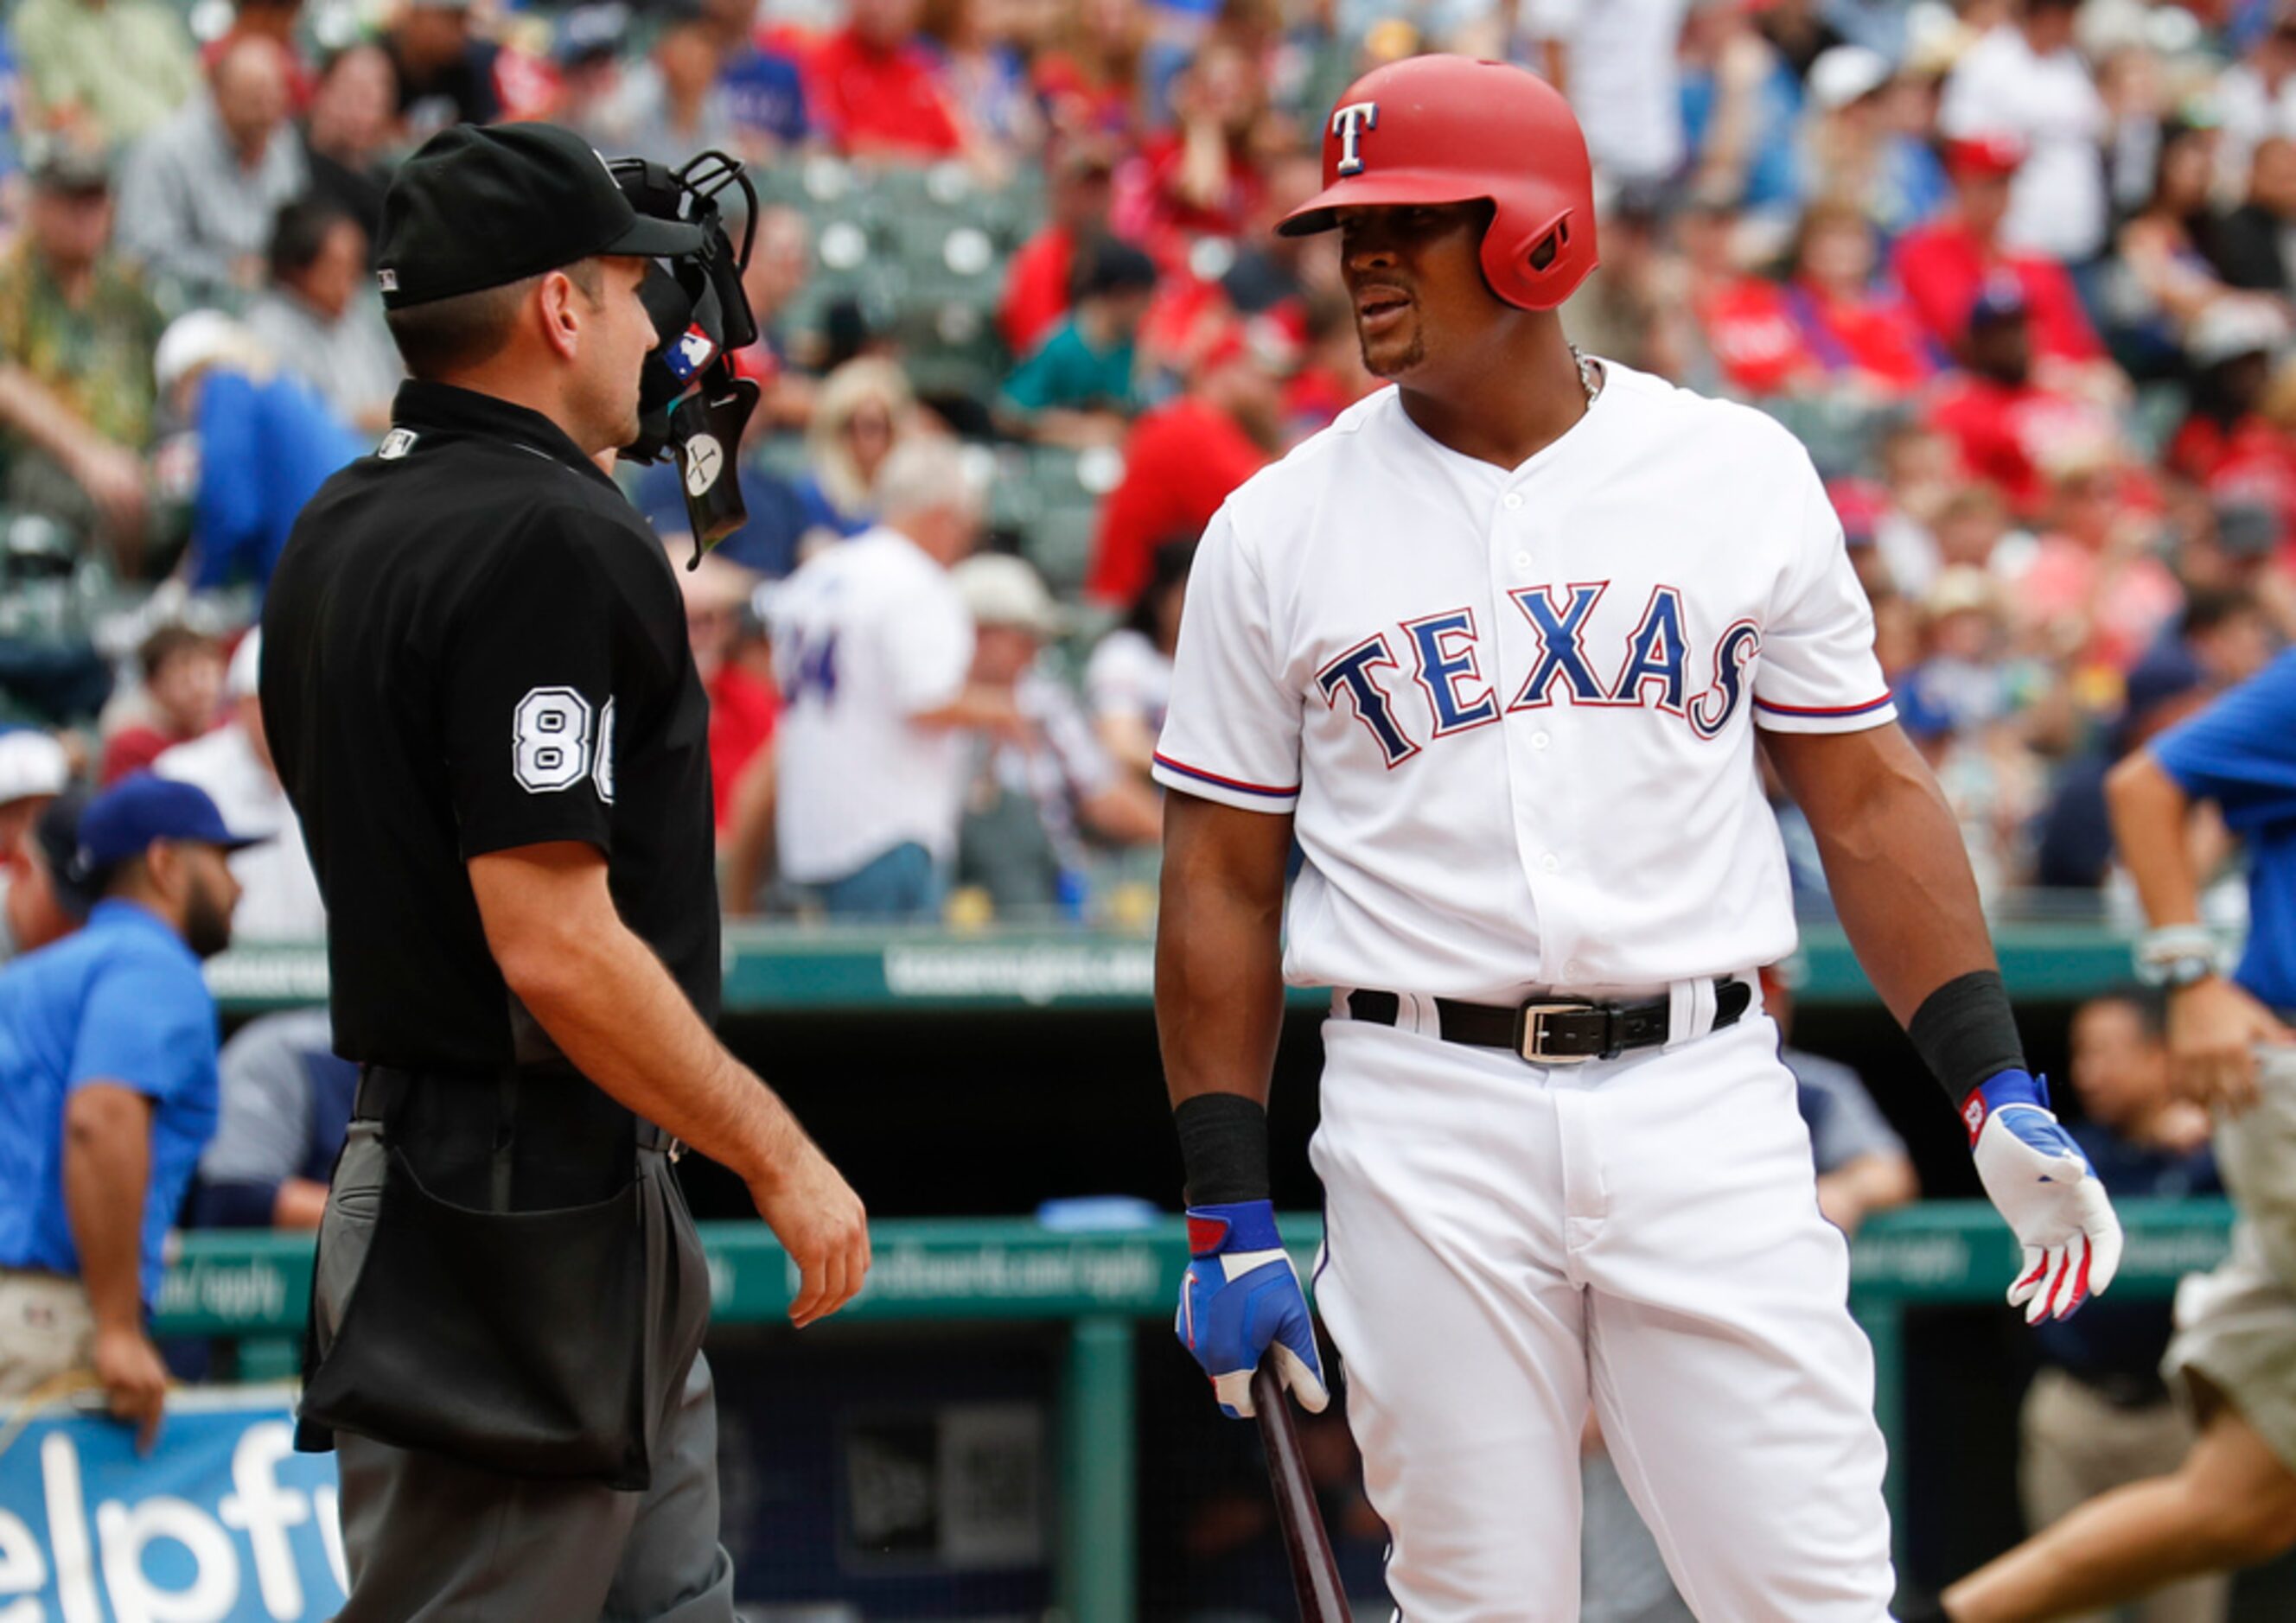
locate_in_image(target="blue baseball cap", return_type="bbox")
[72,774,267,882]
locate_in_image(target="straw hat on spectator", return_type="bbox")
[0,730,70,810]
[2186,298,2292,370]
[953,554,1068,641]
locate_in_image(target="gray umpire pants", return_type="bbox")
[333,1350,735,1622]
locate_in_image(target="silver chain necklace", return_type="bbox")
[1570,343,1603,407]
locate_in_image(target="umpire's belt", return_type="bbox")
[355,1064,685,1160]
[1340,976,1753,1064]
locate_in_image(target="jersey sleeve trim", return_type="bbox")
[1754,691,1894,720]
[1151,752,1301,805]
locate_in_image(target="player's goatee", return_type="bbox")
[1360,323,1423,377]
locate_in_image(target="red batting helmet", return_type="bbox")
[1278,55,1598,312]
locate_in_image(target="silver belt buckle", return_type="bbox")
[1519,1003,1598,1065]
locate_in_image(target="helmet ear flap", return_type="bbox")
[1487,205,1588,310]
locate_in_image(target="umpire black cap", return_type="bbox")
[377,122,707,309]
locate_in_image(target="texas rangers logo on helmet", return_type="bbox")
[1331,102,1378,175]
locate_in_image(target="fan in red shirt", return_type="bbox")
[1700,199,1938,397]
[806,0,966,160]
[1927,280,2127,517]
[678,552,780,833]
[1112,39,1270,255]
[1030,0,1149,141]
[999,139,1121,356]
[1894,135,2109,370]
[2166,300,2296,533]
[1087,324,1279,607]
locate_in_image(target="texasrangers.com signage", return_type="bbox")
[0,1389,345,1622]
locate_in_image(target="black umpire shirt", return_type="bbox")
[261,381,719,1071]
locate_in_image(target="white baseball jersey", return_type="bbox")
[1151,363,1894,1001]
[765,525,974,882]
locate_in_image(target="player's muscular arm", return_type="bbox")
[1157,791,1295,1109]
[469,841,870,1327]
[1762,723,1997,1021]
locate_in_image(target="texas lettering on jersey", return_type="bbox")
[1317,582,1768,767]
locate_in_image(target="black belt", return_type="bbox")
[1343,977,1752,1064]
[355,1065,684,1159]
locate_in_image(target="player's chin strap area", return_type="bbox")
[611,150,764,568]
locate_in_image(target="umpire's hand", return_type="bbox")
[749,1136,871,1327]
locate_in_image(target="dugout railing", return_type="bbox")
[154,1198,2234,1620]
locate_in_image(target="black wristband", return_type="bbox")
[1906,970,2027,1105]
[1173,1093,1271,1206]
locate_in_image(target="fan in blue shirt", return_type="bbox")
[0,774,260,1447]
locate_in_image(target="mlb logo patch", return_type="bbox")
[666,325,716,382]
[377,268,398,292]
[377,428,418,461]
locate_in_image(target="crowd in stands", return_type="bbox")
[0,0,2286,942]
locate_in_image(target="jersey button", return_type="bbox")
[1540,851,1560,873]
[1502,492,1525,511]
[1530,730,1550,749]
[1566,958,1585,979]
[1513,551,1534,570]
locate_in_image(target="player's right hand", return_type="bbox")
[1967,1070,2123,1325]
[2167,975,2293,1113]
[1176,1200,1328,1419]
[749,1138,871,1330]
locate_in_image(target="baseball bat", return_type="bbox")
[1251,1362,1353,1623]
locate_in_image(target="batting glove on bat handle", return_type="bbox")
[1968,1070,2125,1325]
[1177,1200,1330,1420]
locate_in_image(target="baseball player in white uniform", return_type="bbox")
[1156,56,2127,1621]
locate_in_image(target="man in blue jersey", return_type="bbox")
[0,775,257,1448]
[1937,649,2296,1618]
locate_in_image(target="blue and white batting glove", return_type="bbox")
[1967,1070,2124,1324]
[1177,1200,1330,1420]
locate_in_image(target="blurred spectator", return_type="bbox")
[149,311,364,593]
[952,554,1160,913]
[2032,611,2248,889]
[114,36,309,305]
[1937,0,2112,264]
[243,197,403,436]
[734,204,818,430]
[2103,118,2246,376]
[679,551,778,833]
[11,0,198,147]
[99,625,226,786]
[1894,135,2110,371]
[1926,280,2122,517]
[0,733,72,964]
[189,1007,355,1230]
[2166,299,2296,526]
[1087,534,1191,780]
[201,0,315,107]
[1031,0,1147,141]
[1284,287,1379,438]
[2215,0,2296,198]
[919,0,1046,168]
[805,0,968,162]
[999,137,1119,355]
[1677,0,1803,239]
[765,436,1018,920]
[798,355,918,544]
[588,0,742,168]
[1087,325,1275,606]
[549,3,634,133]
[2007,457,2182,674]
[1527,0,1695,192]
[996,237,1157,443]
[152,630,324,941]
[1801,45,1948,243]
[387,0,503,138]
[2019,992,2226,1622]
[1117,38,1269,248]
[0,139,164,572]
[1696,199,1936,398]
[1,790,92,967]
[300,43,400,251]
[710,0,813,153]
[0,775,254,1444]
[2206,134,2296,295]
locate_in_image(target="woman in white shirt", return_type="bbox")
[1085,534,1193,781]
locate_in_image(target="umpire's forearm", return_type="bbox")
[2105,750,2201,929]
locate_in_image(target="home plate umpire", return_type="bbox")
[258,123,870,1620]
